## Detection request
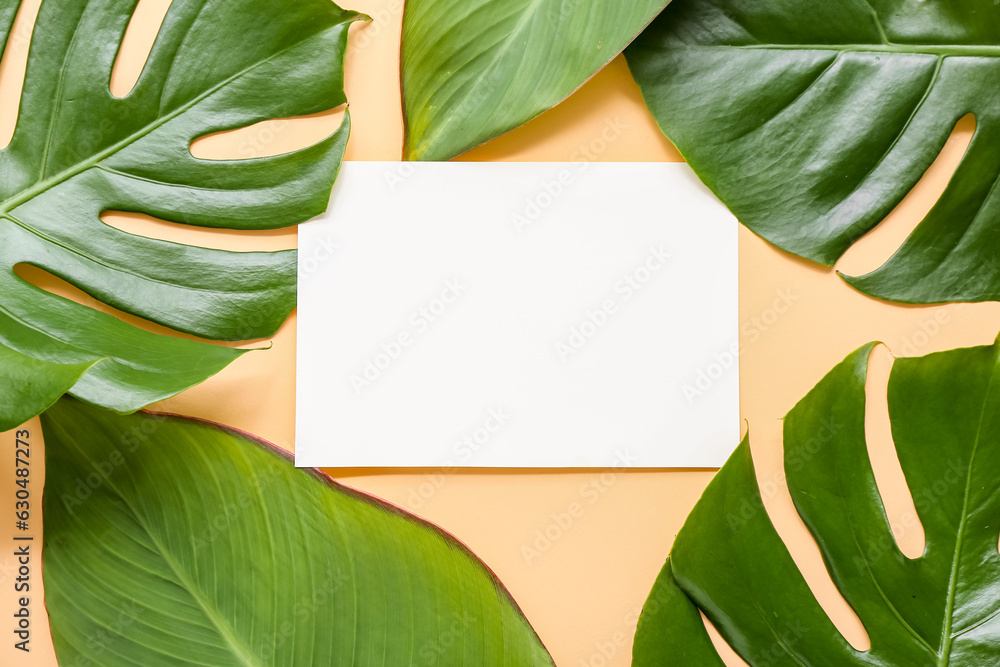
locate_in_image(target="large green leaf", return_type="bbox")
[0,0,363,422]
[626,0,1000,304]
[42,398,555,666]
[401,0,669,161]
[634,338,1000,665]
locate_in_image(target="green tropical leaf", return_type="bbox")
[634,338,1000,665]
[0,344,97,431]
[0,0,363,422]
[626,0,1000,304]
[42,397,555,666]
[401,0,669,161]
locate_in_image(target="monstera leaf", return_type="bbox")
[401,0,669,161]
[42,398,555,666]
[0,0,362,427]
[626,0,1000,304]
[634,338,1000,665]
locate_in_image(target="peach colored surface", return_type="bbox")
[3,1,998,665]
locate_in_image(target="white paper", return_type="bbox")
[296,162,738,468]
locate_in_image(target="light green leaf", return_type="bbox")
[42,398,555,667]
[401,0,669,161]
[626,0,1000,304]
[634,338,1000,665]
[0,0,364,422]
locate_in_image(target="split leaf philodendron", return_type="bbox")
[633,338,1000,665]
[626,0,1000,304]
[0,0,364,430]
[42,398,555,667]
[401,0,670,161]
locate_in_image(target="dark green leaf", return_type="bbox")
[634,338,1000,665]
[42,398,555,666]
[401,0,669,161]
[0,0,363,421]
[626,0,1000,304]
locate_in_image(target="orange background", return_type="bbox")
[3,0,1000,665]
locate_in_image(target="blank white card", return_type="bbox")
[296,162,738,468]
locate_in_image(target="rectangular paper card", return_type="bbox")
[296,162,738,468]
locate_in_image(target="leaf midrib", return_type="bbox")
[153,543,266,667]
[62,432,266,667]
[0,24,333,218]
[937,351,1000,666]
[692,43,1000,57]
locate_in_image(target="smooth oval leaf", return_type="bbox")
[401,0,669,161]
[626,0,1000,304]
[0,0,363,422]
[634,338,1000,665]
[42,398,555,667]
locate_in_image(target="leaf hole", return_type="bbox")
[100,211,296,252]
[836,114,976,277]
[749,431,871,651]
[700,611,751,666]
[110,0,172,98]
[189,106,347,160]
[11,263,257,346]
[0,0,41,149]
[865,343,925,559]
